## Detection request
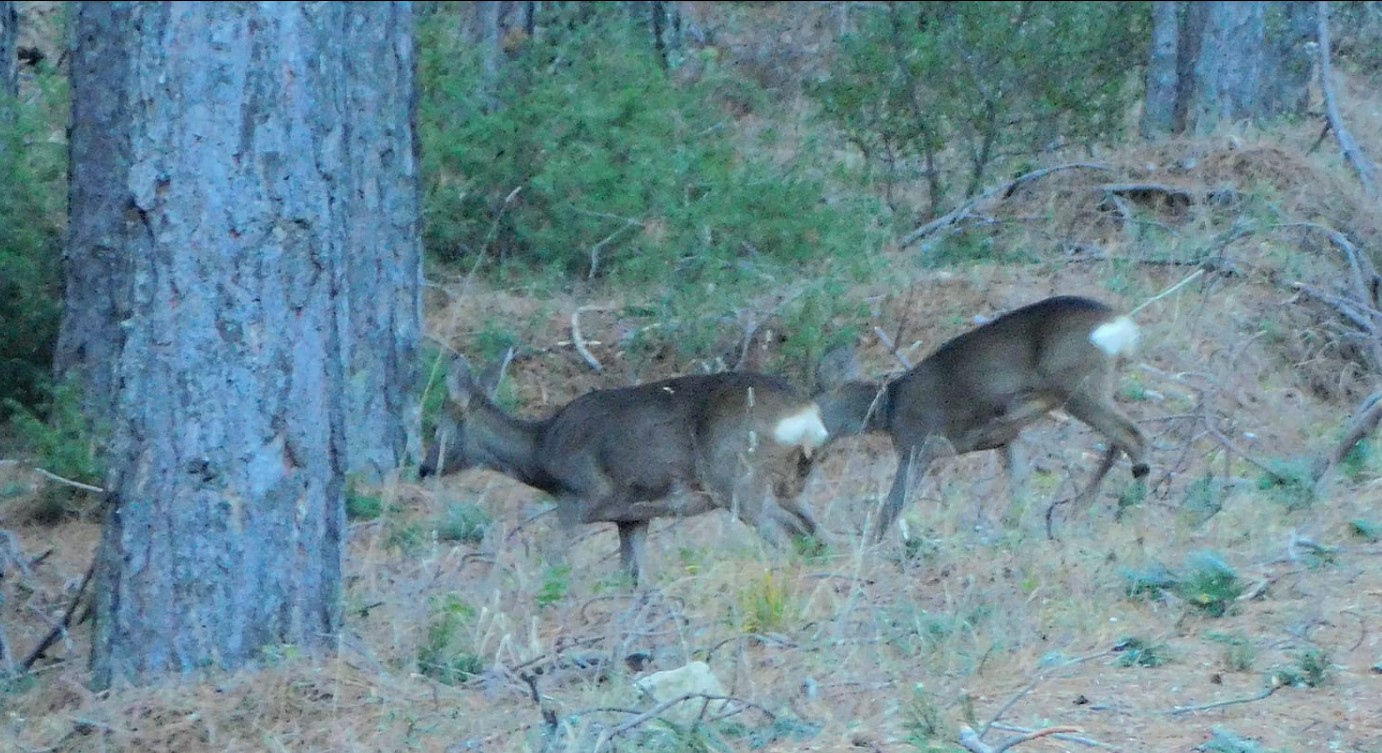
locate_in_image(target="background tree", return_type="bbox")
[59,2,419,689]
[1141,1,1316,137]
[0,1,16,105]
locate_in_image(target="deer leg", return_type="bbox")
[872,440,939,543]
[616,520,649,585]
[1063,391,1149,510]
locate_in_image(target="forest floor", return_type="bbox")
[6,234,1382,752]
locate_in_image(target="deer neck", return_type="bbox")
[471,401,559,493]
[819,381,892,437]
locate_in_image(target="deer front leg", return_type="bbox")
[873,439,940,543]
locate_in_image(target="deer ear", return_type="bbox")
[446,355,478,409]
[816,344,863,391]
[476,346,514,400]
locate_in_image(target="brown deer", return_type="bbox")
[815,295,1149,542]
[419,354,830,583]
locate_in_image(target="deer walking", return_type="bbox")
[420,355,830,583]
[815,295,1149,541]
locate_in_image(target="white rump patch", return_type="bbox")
[1089,316,1140,357]
[773,405,830,457]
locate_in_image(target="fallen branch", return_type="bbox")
[571,305,607,373]
[1168,680,1280,715]
[902,163,1110,249]
[20,555,97,673]
[1314,389,1382,496]
[1317,2,1378,196]
[34,468,105,494]
[590,692,772,752]
[988,722,1116,750]
[960,724,1084,753]
[873,325,913,370]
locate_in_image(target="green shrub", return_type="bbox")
[0,67,70,421]
[1178,552,1243,618]
[3,380,104,521]
[433,500,491,544]
[417,593,484,686]
[810,2,1146,223]
[418,3,884,285]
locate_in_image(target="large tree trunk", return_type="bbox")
[62,2,419,690]
[1140,1,1314,138]
[1189,2,1268,132]
[339,3,423,479]
[57,2,419,483]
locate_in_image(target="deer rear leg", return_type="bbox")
[1063,391,1149,510]
[617,520,649,585]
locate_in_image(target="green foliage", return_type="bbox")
[1122,562,1178,600]
[1114,636,1170,668]
[1347,518,1382,542]
[345,478,385,521]
[0,62,68,422]
[1206,631,1256,673]
[736,569,793,634]
[432,500,491,544]
[1256,456,1315,510]
[417,593,484,686]
[900,683,953,752]
[3,381,104,521]
[1179,552,1243,618]
[536,563,571,608]
[1290,647,1330,688]
[810,2,1146,224]
[418,3,884,285]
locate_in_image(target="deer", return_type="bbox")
[814,295,1149,542]
[419,353,830,584]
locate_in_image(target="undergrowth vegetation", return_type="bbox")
[6,3,1382,752]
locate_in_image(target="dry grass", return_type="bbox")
[8,118,1382,753]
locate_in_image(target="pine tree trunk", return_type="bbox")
[1140,1,1181,138]
[58,2,420,483]
[338,3,423,480]
[1189,1,1267,133]
[0,1,16,103]
[62,2,418,689]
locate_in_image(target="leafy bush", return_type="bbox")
[0,66,69,421]
[4,380,103,521]
[418,3,884,285]
[810,2,1146,221]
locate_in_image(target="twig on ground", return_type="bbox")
[902,163,1110,249]
[960,724,1084,753]
[988,722,1116,749]
[33,468,105,494]
[590,692,773,752]
[1128,268,1206,317]
[1313,390,1382,496]
[571,305,607,373]
[1168,680,1280,715]
[20,555,97,673]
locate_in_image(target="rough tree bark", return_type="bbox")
[1140,1,1315,138]
[0,1,16,104]
[58,3,419,483]
[61,2,419,689]
[1141,1,1180,138]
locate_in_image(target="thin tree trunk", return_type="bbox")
[65,2,417,689]
[1141,1,1181,138]
[0,1,16,103]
